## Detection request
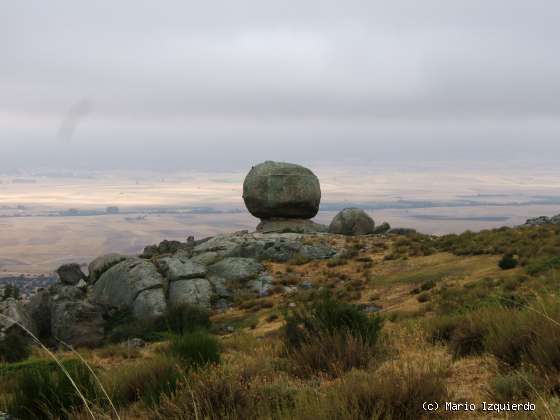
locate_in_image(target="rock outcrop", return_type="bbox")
[0,298,35,338]
[524,214,560,226]
[373,222,391,234]
[88,253,127,283]
[92,258,166,319]
[329,208,375,236]
[256,218,328,234]
[243,161,321,221]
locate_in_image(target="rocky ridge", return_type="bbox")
[0,161,399,348]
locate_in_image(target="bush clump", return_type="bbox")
[170,330,221,369]
[0,333,31,363]
[6,360,99,420]
[108,356,180,407]
[283,296,383,377]
[164,303,212,335]
[498,253,518,270]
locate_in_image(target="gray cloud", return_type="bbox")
[1,1,560,171]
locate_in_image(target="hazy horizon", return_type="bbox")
[2,1,560,172]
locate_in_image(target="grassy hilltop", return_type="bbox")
[2,224,560,419]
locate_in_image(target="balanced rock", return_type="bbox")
[243,161,321,219]
[329,208,375,236]
[56,263,86,286]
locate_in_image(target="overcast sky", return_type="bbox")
[1,1,560,172]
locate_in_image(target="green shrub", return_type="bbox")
[283,297,382,377]
[484,298,560,373]
[284,296,382,351]
[526,256,560,275]
[108,356,180,407]
[0,333,30,363]
[498,253,518,270]
[170,331,221,368]
[286,331,375,378]
[428,311,487,358]
[488,371,536,402]
[105,308,167,343]
[164,303,211,335]
[6,360,99,419]
[298,360,449,420]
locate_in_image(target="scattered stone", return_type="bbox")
[76,279,88,290]
[246,272,273,296]
[243,161,321,219]
[214,299,231,311]
[329,208,375,236]
[358,304,382,313]
[126,337,146,348]
[140,239,193,259]
[299,281,313,290]
[373,222,391,234]
[388,228,417,235]
[56,263,86,285]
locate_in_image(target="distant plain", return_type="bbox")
[2,164,560,275]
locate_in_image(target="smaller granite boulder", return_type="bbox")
[329,208,375,236]
[256,218,328,234]
[158,257,207,282]
[0,298,36,337]
[373,222,391,234]
[56,263,86,286]
[208,257,264,283]
[50,300,105,348]
[388,228,417,235]
[168,278,212,308]
[88,253,127,283]
[93,258,166,320]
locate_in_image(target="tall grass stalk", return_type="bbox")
[0,313,96,420]
[58,339,121,420]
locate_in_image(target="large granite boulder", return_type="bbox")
[56,263,86,285]
[0,298,35,337]
[168,278,212,308]
[329,208,375,236]
[158,257,207,282]
[50,300,105,348]
[27,290,51,339]
[243,161,321,219]
[92,258,166,319]
[88,253,127,283]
